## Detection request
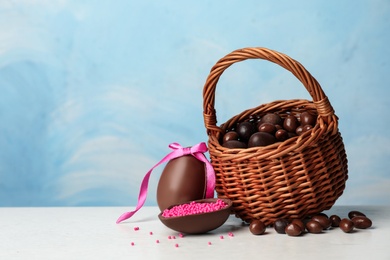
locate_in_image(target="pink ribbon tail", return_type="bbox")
[116,142,215,224]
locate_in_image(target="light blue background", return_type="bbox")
[0,0,389,207]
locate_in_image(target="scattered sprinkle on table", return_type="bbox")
[128,225,237,249]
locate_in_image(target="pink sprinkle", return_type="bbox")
[162,199,228,218]
[220,235,224,239]
[149,231,153,235]
[134,227,139,231]
[228,232,234,237]
[131,242,135,246]
[208,242,212,245]
[156,240,160,244]
[168,235,172,239]
[172,236,176,239]
[179,233,184,238]
[175,243,179,248]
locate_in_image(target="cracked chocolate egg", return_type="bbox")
[158,198,232,234]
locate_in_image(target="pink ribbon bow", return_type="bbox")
[116,142,215,223]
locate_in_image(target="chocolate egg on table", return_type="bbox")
[249,219,266,235]
[351,216,372,229]
[157,155,206,211]
[158,198,232,234]
[339,218,354,233]
[348,210,366,219]
[306,220,323,234]
[274,218,289,234]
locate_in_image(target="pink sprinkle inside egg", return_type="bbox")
[179,233,184,238]
[156,240,160,244]
[175,243,179,248]
[228,232,234,237]
[208,242,212,245]
[162,199,228,218]
[131,242,135,246]
[134,227,139,231]
[220,235,224,239]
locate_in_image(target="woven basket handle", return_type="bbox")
[203,47,336,135]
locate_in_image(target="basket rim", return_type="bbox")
[207,99,336,160]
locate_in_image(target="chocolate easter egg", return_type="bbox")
[157,155,206,211]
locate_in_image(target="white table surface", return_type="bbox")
[0,206,389,260]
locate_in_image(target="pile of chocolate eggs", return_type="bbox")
[249,210,373,236]
[221,111,317,149]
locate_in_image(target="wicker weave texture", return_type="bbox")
[202,47,348,225]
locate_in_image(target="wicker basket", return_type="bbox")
[202,47,348,225]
